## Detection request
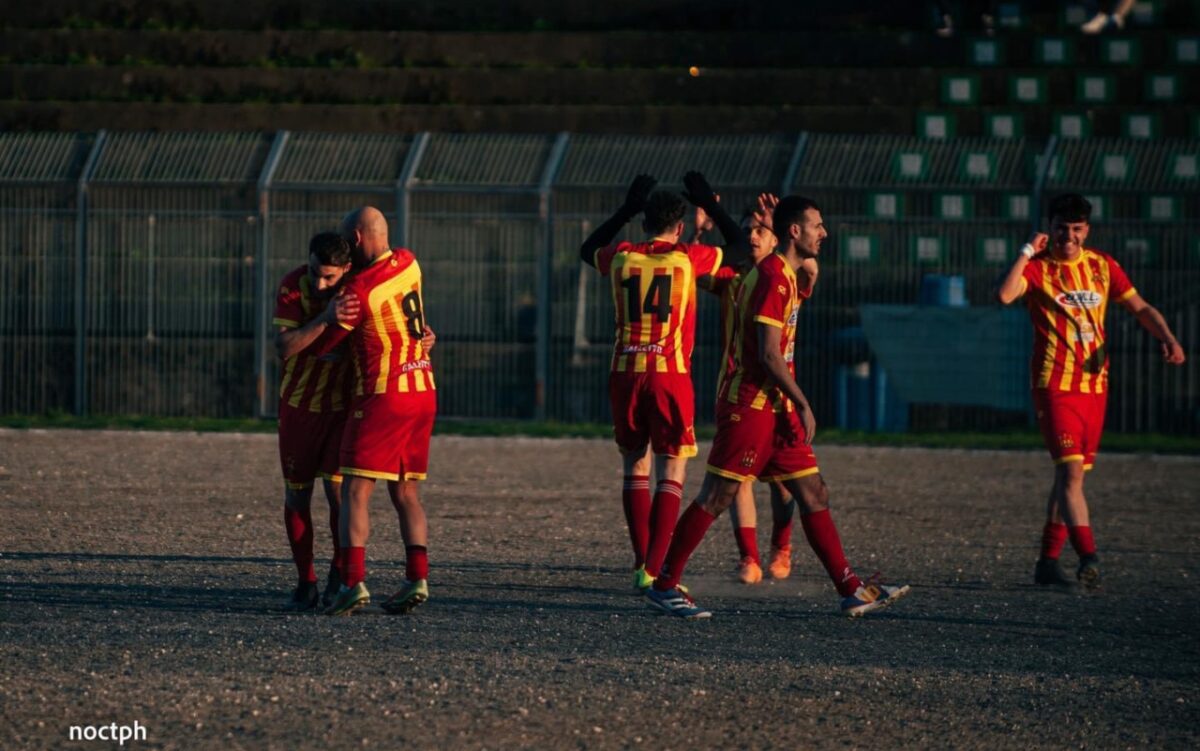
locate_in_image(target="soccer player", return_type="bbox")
[273,232,354,611]
[695,199,811,584]
[646,196,910,618]
[315,206,438,616]
[580,172,748,590]
[996,193,1186,589]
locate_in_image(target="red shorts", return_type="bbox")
[340,390,437,482]
[608,371,698,458]
[1033,388,1107,470]
[706,400,819,483]
[278,402,347,489]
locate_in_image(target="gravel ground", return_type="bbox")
[1,429,1198,750]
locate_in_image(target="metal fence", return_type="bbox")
[1,131,1196,434]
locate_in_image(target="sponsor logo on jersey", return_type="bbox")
[1056,290,1102,309]
[401,359,432,373]
[622,343,664,355]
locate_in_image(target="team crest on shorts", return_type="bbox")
[1057,434,1075,450]
[740,449,757,469]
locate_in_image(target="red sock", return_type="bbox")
[770,518,794,551]
[342,546,366,588]
[284,506,317,584]
[622,475,651,567]
[734,527,759,563]
[327,501,341,570]
[1040,522,1068,560]
[645,479,684,576]
[653,502,716,591]
[1068,525,1097,558]
[801,509,861,597]
[405,545,429,581]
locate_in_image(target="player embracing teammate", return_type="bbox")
[647,195,911,618]
[310,207,439,616]
[580,173,749,591]
[997,194,1186,589]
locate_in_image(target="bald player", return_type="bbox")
[315,206,438,616]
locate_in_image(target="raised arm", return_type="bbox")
[1120,294,1187,364]
[757,322,816,444]
[996,232,1047,304]
[580,174,657,267]
[682,171,748,269]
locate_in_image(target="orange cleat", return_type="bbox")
[736,556,763,584]
[767,546,792,580]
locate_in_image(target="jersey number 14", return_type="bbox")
[621,274,673,322]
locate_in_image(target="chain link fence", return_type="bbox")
[1,131,1196,434]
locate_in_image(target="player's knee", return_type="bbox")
[284,486,313,510]
[797,477,829,513]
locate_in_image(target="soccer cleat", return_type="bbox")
[645,586,712,619]
[325,581,370,616]
[1034,557,1075,589]
[381,579,429,614]
[736,556,763,585]
[767,546,792,580]
[632,565,655,591]
[841,578,911,618]
[1081,12,1123,34]
[321,566,341,609]
[283,581,319,612]
[935,13,954,38]
[1077,556,1102,590]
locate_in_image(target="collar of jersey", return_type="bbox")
[1046,248,1093,267]
[368,250,394,267]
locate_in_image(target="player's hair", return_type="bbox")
[309,231,351,266]
[642,190,688,235]
[1047,193,1092,223]
[771,195,820,239]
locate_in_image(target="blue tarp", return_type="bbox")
[858,304,1032,412]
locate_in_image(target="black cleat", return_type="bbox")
[284,581,320,612]
[1034,557,1075,589]
[1077,556,1102,590]
[321,566,341,609]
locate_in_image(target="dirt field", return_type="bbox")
[1,429,1198,750]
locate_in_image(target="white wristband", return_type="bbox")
[1020,243,1036,259]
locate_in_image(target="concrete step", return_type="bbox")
[1,28,1194,69]
[3,100,1194,137]
[2,64,1193,109]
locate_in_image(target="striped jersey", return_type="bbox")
[595,240,722,374]
[1017,248,1136,394]
[272,265,351,413]
[704,263,815,402]
[717,253,802,413]
[327,249,436,397]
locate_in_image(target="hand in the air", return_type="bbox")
[623,174,657,215]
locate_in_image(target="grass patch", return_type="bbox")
[1,414,1196,455]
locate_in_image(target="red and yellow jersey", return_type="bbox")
[327,249,436,397]
[718,253,803,413]
[273,265,351,413]
[595,240,722,374]
[1017,248,1136,394]
[703,265,746,400]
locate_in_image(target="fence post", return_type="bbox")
[535,132,571,420]
[1030,135,1059,235]
[780,132,810,198]
[74,130,107,417]
[255,130,289,419]
[395,132,431,248]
